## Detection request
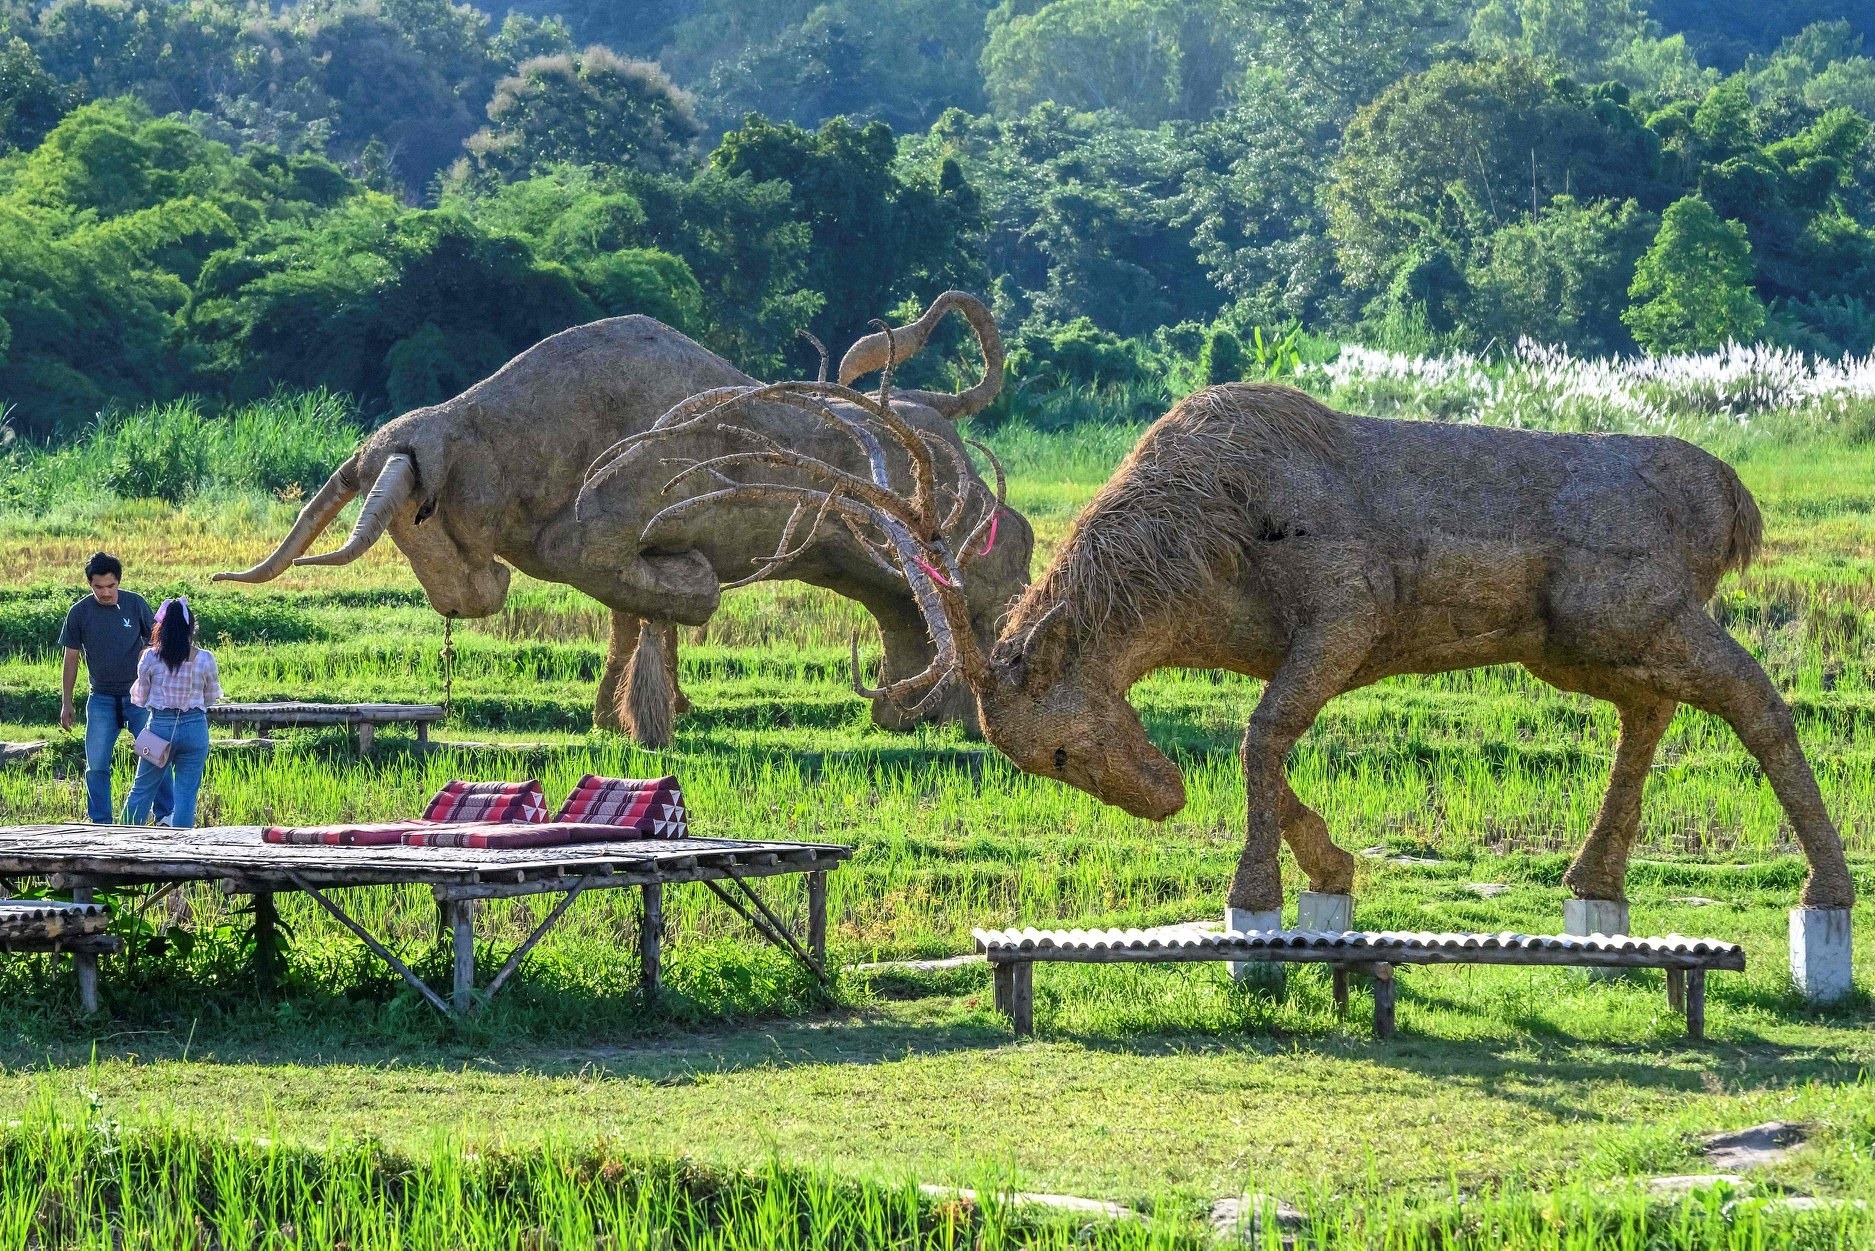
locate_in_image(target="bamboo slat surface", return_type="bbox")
[0,899,110,939]
[0,824,852,891]
[208,702,444,726]
[973,925,1746,970]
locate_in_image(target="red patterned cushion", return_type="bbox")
[422,779,546,824]
[552,774,685,832]
[401,821,666,849]
[263,821,429,846]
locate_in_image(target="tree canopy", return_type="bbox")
[4,0,1875,439]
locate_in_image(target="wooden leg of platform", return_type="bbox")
[1010,961,1034,1037]
[640,883,663,1000]
[356,722,375,758]
[807,871,827,966]
[993,961,1014,1018]
[1332,966,1350,1015]
[449,899,475,1013]
[1666,967,1685,1014]
[252,890,280,993]
[70,884,99,1014]
[416,721,430,748]
[1372,963,1395,1039]
[1685,968,1705,1041]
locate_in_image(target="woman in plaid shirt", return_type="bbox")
[124,598,222,828]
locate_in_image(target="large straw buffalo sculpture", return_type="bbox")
[214,293,1032,744]
[679,379,1855,914]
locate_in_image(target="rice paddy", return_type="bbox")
[1,368,1873,1245]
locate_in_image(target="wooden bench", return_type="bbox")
[209,702,445,756]
[0,899,121,1013]
[974,925,1746,1040]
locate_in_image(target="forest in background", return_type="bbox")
[3,0,1875,439]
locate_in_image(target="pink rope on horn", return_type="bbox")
[979,509,1001,556]
[914,558,954,587]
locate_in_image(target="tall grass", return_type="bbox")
[0,391,362,511]
[0,1103,1866,1250]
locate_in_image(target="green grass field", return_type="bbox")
[1,407,1873,1246]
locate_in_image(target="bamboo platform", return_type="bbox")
[974,925,1747,1040]
[0,899,121,1011]
[208,702,445,754]
[0,824,850,1016]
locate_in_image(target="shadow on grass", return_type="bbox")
[6,962,1868,1118]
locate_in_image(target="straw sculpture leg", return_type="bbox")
[1630,610,1855,908]
[1230,621,1376,913]
[1562,694,1678,902]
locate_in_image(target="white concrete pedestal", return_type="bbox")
[1565,898,1632,981]
[1564,898,1630,937]
[1226,907,1284,992]
[1297,891,1353,933]
[1790,908,1853,1004]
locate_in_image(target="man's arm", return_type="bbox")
[60,648,80,732]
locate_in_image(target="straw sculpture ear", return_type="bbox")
[1017,603,1072,693]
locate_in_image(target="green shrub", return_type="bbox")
[1198,328,1243,386]
[99,402,209,502]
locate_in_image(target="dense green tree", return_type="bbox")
[1182,68,1343,328]
[467,46,701,179]
[1243,0,1473,124]
[0,99,356,436]
[445,163,704,331]
[1005,315,1146,387]
[0,34,76,152]
[711,114,982,358]
[1463,195,1654,351]
[909,104,1216,335]
[697,0,995,134]
[187,197,598,410]
[1623,194,1766,351]
[1467,0,1651,76]
[1328,58,1665,295]
[981,0,1240,125]
[1647,0,1875,72]
[624,166,822,374]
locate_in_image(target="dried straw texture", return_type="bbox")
[972,383,1851,914]
[622,618,677,749]
[210,297,1028,743]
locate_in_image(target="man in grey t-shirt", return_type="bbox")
[58,552,172,824]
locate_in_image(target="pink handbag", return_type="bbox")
[133,723,172,768]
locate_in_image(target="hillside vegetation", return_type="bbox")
[5,0,1875,440]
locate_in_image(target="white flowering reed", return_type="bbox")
[1305,340,1875,436]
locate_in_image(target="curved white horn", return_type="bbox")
[212,464,358,583]
[295,454,417,567]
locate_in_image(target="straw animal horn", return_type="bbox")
[295,454,417,568]
[212,462,360,583]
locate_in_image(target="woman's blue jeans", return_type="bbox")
[84,693,171,825]
[122,708,211,829]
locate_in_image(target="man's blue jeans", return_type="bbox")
[84,694,171,825]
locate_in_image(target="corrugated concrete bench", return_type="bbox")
[0,899,121,1012]
[0,824,850,1016]
[974,925,1747,1040]
[209,702,446,755]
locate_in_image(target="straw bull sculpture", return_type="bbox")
[678,379,1855,913]
[213,293,1032,744]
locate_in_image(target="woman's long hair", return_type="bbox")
[156,599,195,671]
